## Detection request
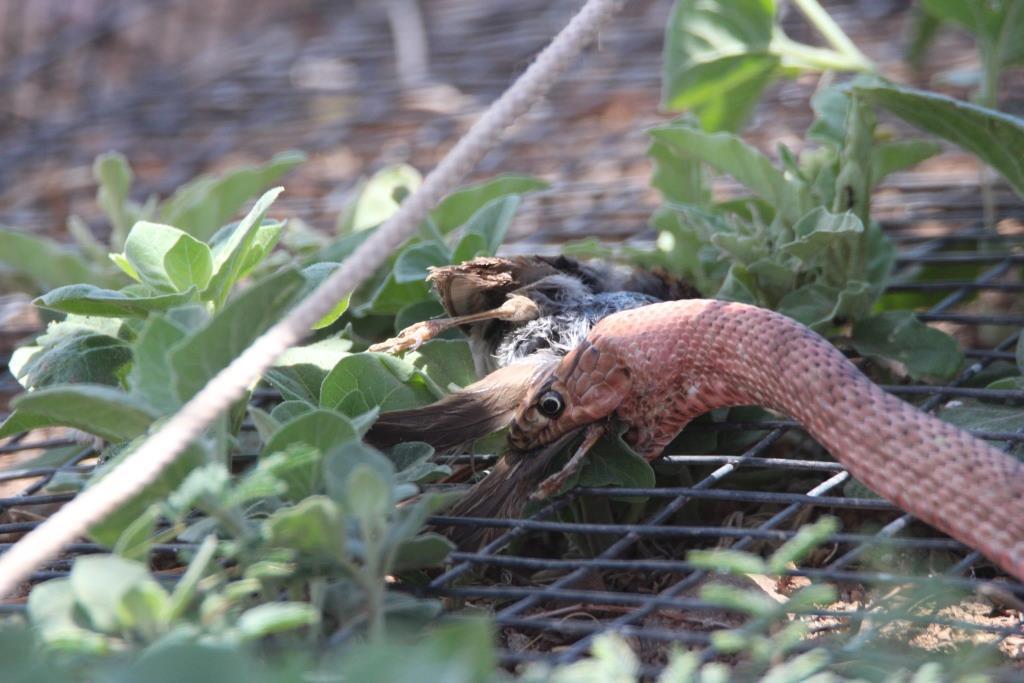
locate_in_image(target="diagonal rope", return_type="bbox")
[0,0,628,597]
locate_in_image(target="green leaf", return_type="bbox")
[232,220,284,282]
[237,603,319,639]
[70,555,165,634]
[687,549,766,575]
[118,580,172,640]
[779,207,863,263]
[259,444,325,502]
[264,336,352,403]
[120,222,213,293]
[649,124,808,222]
[386,491,457,548]
[856,81,1024,198]
[109,252,140,281]
[324,441,397,505]
[27,579,110,652]
[269,400,315,425]
[364,240,450,314]
[700,583,778,617]
[387,442,451,484]
[338,164,422,234]
[661,0,780,131]
[94,152,134,247]
[299,263,351,329]
[128,315,191,415]
[0,227,101,291]
[33,284,197,318]
[870,139,941,184]
[16,332,130,390]
[263,495,347,562]
[456,195,521,256]
[807,83,852,146]
[90,441,211,546]
[346,464,392,523]
[648,128,710,205]
[431,174,547,234]
[938,401,1024,445]
[766,517,839,573]
[160,151,305,241]
[451,232,489,264]
[404,339,478,393]
[171,266,305,402]
[851,311,963,381]
[777,283,842,329]
[391,241,452,283]
[262,409,360,458]
[391,533,454,572]
[320,353,436,415]
[4,385,156,441]
[202,187,284,307]
[577,433,656,491]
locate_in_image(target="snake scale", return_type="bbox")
[507,298,1024,582]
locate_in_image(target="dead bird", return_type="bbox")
[365,255,694,452]
[364,255,695,548]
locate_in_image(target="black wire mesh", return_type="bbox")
[2,204,1024,670]
[2,0,1024,675]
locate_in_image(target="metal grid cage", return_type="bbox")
[421,224,1024,673]
[2,0,1024,676]
[3,196,1024,674]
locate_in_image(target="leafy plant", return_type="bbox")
[27,436,455,651]
[662,0,873,131]
[916,0,1024,110]
[855,79,1024,198]
[0,151,305,294]
[2,156,550,655]
[640,81,961,380]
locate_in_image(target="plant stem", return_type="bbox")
[771,33,870,73]
[359,518,386,643]
[789,0,873,70]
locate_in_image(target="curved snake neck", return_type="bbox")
[517,299,1024,581]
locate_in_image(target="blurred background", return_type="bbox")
[2,0,1019,249]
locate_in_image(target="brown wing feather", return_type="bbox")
[364,356,557,452]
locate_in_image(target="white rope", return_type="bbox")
[0,0,627,597]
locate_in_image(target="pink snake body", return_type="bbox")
[509,299,1024,581]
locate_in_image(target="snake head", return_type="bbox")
[508,339,631,451]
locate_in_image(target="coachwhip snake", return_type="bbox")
[368,257,1024,580]
[508,298,1024,582]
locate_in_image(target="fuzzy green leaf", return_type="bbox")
[263,495,347,562]
[160,151,304,241]
[320,353,436,416]
[851,311,963,381]
[857,81,1024,197]
[172,266,304,402]
[237,602,319,639]
[338,164,422,235]
[16,332,130,390]
[4,385,156,441]
[661,0,780,131]
[649,124,808,222]
[121,221,213,293]
[202,187,284,306]
[262,409,360,458]
[33,284,197,318]
[0,227,100,291]
[431,174,547,234]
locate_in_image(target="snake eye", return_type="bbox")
[537,390,564,418]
